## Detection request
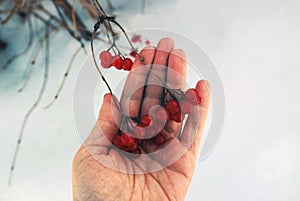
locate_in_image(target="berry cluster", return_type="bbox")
[112,87,202,156]
[113,133,141,155]
[100,51,133,71]
[161,88,202,123]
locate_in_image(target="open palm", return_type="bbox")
[72,38,210,201]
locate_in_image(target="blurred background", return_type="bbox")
[1,0,299,200]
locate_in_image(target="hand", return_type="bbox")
[72,38,210,201]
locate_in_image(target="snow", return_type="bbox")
[1,0,300,200]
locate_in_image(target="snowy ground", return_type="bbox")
[1,0,300,200]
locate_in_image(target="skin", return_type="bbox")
[72,38,210,201]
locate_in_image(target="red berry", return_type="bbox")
[122,58,133,71]
[155,107,169,123]
[130,51,137,57]
[140,115,152,127]
[101,61,111,68]
[154,133,165,145]
[100,51,112,61]
[120,133,135,147]
[112,55,123,70]
[100,51,113,68]
[132,148,142,155]
[128,142,138,151]
[169,112,183,123]
[135,138,142,145]
[165,100,181,114]
[113,135,123,148]
[145,40,151,45]
[185,88,201,105]
[120,146,129,152]
[180,100,193,115]
[131,35,142,43]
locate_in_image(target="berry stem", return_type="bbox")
[109,19,145,65]
[92,0,116,49]
[91,28,122,114]
[92,24,137,132]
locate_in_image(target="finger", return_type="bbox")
[167,49,187,90]
[84,93,120,154]
[181,80,210,156]
[120,46,156,117]
[161,49,187,140]
[141,37,174,116]
[97,93,121,141]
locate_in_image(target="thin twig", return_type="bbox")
[32,12,57,29]
[37,4,63,26]
[51,0,85,52]
[19,24,61,92]
[2,16,33,70]
[91,27,123,114]
[44,46,82,109]
[59,0,92,41]
[78,0,98,19]
[0,0,19,25]
[92,0,115,50]
[9,23,50,186]
[71,0,78,38]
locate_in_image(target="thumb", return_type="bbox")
[84,93,121,153]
